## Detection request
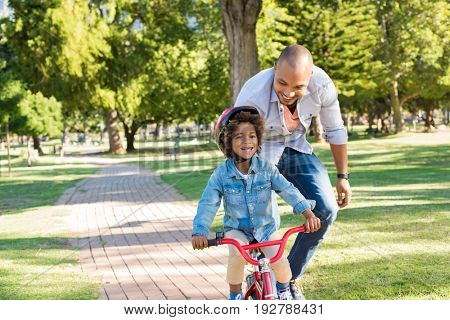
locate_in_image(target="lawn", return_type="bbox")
[147,131,450,300]
[0,155,101,299]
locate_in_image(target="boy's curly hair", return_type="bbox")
[219,111,265,158]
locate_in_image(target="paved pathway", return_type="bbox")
[62,163,229,300]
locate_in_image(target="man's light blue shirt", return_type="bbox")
[235,66,348,165]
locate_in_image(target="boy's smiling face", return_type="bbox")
[231,122,258,160]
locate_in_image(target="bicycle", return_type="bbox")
[207,225,306,300]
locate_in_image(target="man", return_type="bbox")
[235,44,352,299]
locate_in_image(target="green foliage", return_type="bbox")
[11,91,62,137]
[257,0,296,69]
[374,0,449,120]
[184,0,230,122]
[269,0,385,114]
[0,71,24,125]
[3,0,110,121]
[86,0,229,133]
[256,0,449,122]
[2,0,447,132]
[399,1,450,102]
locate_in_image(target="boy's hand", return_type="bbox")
[302,209,321,233]
[192,235,208,250]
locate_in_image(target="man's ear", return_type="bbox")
[274,61,277,70]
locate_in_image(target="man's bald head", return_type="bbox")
[277,44,313,70]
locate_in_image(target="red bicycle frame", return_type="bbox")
[208,225,306,300]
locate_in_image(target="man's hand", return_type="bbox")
[192,235,208,250]
[336,179,351,208]
[302,209,321,233]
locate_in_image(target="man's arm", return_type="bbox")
[319,79,352,208]
[330,144,351,208]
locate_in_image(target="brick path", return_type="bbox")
[64,163,229,300]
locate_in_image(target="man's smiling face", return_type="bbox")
[273,59,312,106]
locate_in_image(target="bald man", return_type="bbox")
[235,45,352,299]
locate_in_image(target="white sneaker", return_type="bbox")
[278,289,293,300]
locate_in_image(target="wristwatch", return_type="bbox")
[337,173,350,180]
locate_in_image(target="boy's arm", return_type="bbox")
[192,170,223,238]
[269,165,320,232]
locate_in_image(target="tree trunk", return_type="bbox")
[221,0,262,103]
[32,135,44,156]
[196,118,201,137]
[106,109,126,154]
[27,136,33,167]
[123,121,139,152]
[380,116,390,134]
[60,121,68,157]
[390,79,403,133]
[368,112,375,132]
[445,107,449,125]
[423,105,435,133]
[154,122,162,140]
[83,122,89,145]
[6,123,12,177]
[311,115,325,143]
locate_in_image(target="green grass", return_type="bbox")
[147,131,450,300]
[0,156,101,299]
[0,156,99,215]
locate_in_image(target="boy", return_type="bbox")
[192,106,320,300]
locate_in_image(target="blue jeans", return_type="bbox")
[276,147,339,279]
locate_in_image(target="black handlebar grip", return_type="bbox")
[207,239,217,247]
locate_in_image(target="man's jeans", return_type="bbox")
[276,147,339,279]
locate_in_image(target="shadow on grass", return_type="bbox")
[1,234,447,299]
[0,266,99,299]
[0,236,100,299]
[0,166,98,215]
[281,202,448,232]
[306,251,449,299]
[90,140,217,157]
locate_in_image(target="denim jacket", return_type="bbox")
[192,155,316,242]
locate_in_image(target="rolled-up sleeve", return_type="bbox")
[319,81,348,145]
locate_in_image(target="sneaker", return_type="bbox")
[289,279,306,300]
[229,292,243,300]
[278,289,293,300]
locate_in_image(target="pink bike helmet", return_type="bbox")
[214,106,260,153]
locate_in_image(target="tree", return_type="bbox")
[374,0,449,132]
[256,0,295,69]
[221,0,262,102]
[0,70,24,176]
[263,0,384,138]
[10,91,62,165]
[185,0,231,127]
[90,0,195,152]
[4,0,111,152]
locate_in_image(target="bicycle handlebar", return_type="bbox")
[207,225,306,266]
